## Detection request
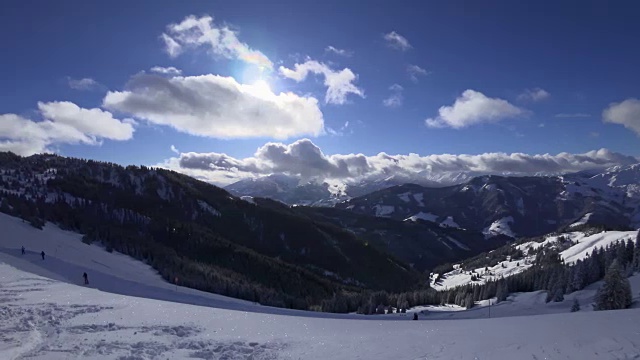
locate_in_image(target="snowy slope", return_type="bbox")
[483,216,515,239]
[433,229,637,290]
[418,274,640,320]
[403,211,438,222]
[3,262,640,359]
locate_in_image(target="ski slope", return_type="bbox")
[3,262,640,359]
[3,211,640,359]
[0,212,371,319]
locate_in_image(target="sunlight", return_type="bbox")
[250,79,273,98]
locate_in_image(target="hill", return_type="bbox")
[0,152,423,310]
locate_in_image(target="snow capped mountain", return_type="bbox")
[224,173,442,206]
[337,164,640,239]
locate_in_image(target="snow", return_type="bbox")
[412,192,425,207]
[440,216,461,229]
[372,204,395,217]
[446,236,471,251]
[570,212,593,227]
[197,200,221,217]
[483,216,515,239]
[432,258,533,291]
[436,230,637,291]
[560,231,636,264]
[3,262,640,359]
[516,197,525,216]
[3,212,640,359]
[240,195,256,204]
[403,211,437,223]
[397,192,411,203]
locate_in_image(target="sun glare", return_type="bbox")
[251,79,273,97]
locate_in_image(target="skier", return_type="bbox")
[21,246,25,255]
[83,272,89,285]
[41,251,45,260]
[413,313,418,320]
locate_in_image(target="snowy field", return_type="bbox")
[3,212,640,359]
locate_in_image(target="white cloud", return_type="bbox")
[602,98,640,135]
[0,102,134,156]
[326,121,351,136]
[555,113,591,118]
[325,46,353,57]
[150,66,182,75]
[279,60,364,105]
[383,84,403,108]
[161,33,182,57]
[170,145,180,154]
[158,139,637,186]
[425,90,526,129]
[517,88,550,102]
[383,31,412,51]
[103,73,324,139]
[68,77,102,91]
[161,15,273,70]
[407,65,429,83]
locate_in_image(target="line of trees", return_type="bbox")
[339,231,639,314]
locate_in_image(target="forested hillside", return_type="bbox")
[0,152,425,310]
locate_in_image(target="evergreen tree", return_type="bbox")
[633,231,640,272]
[496,281,509,302]
[594,260,633,311]
[464,293,474,309]
[552,285,565,302]
[570,261,586,292]
[571,298,580,312]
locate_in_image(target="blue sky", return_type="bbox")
[1,0,640,185]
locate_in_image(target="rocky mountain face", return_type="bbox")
[336,166,640,239]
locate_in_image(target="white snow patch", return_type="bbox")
[404,212,438,223]
[440,216,461,229]
[397,192,411,203]
[570,213,593,228]
[483,217,515,239]
[373,204,395,217]
[240,195,256,204]
[413,193,425,206]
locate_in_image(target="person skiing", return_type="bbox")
[41,251,45,260]
[21,246,25,255]
[83,272,89,285]
[413,312,418,320]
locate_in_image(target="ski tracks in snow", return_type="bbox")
[0,272,285,360]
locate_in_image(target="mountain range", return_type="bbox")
[2,151,639,311]
[336,165,640,239]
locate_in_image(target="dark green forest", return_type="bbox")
[0,152,425,310]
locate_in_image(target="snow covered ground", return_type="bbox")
[3,211,640,359]
[3,262,640,359]
[433,229,637,290]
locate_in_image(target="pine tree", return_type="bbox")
[633,231,640,272]
[594,260,633,311]
[571,298,580,312]
[496,281,509,302]
[552,285,565,302]
[464,293,474,309]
